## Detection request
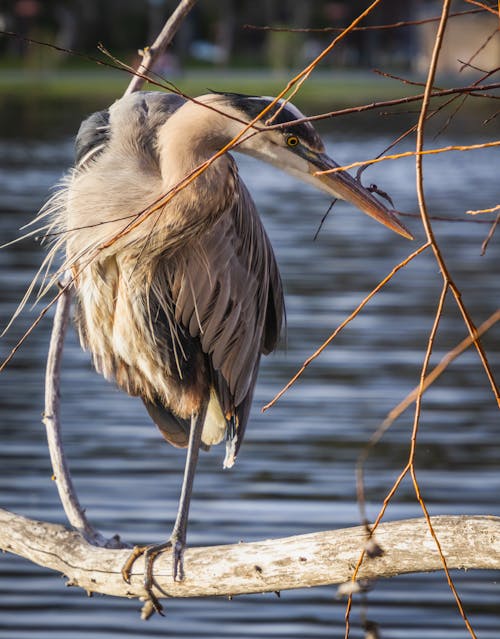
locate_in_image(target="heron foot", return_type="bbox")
[121,535,187,607]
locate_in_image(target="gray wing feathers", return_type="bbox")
[170,182,283,407]
[75,110,110,168]
[75,92,186,171]
[142,397,190,448]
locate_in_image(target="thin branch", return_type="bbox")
[356,308,500,482]
[267,0,387,120]
[124,0,197,96]
[41,275,122,547]
[464,0,499,17]
[481,212,500,254]
[263,81,500,133]
[413,15,499,410]
[262,242,431,412]
[409,285,470,632]
[357,66,497,182]
[42,274,95,539]
[467,204,500,214]
[0,283,70,373]
[314,140,500,175]
[356,282,448,527]
[243,8,491,34]
[459,26,498,72]
[373,1,476,635]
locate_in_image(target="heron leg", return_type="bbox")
[121,403,207,600]
[164,401,207,580]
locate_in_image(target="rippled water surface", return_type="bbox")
[0,97,499,638]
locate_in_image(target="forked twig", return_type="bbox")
[355,306,500,560]
[346,1,487,636]
[357,307,500,489]
[124,0,197,96]
[262,242,431,412]
[352,315,500,635]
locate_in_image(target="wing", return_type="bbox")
[74,91,186,170]
[167,179,284,454]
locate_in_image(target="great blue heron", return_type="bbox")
[43,91,411,598]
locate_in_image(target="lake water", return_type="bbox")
[0,95,499,638]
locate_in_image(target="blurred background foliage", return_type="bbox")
[0,0,419,71]
[1,1,498,109]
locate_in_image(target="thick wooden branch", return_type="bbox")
[1,510,498,600]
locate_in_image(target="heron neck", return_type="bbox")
[157,99,239,191]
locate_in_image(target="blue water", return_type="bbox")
[0,97,499,638]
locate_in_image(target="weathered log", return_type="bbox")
[1,509,498,601]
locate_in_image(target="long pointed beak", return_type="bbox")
[308,152,413,240]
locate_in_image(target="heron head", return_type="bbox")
[211,92,413,240]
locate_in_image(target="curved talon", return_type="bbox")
[121,544,148,583]
[121,536,186,600]
[121,542,175,617]
[143,542,173,591]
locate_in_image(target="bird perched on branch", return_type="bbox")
[42,90,411,602]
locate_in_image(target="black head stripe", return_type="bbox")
[225,93,323,150]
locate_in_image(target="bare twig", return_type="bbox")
[124,0,197,96]
[412,21,499,411]
[480,212,500,254]
[356,308,500,487]
[464,0,499,17]
[346,3,485,636]
[262,243,431,412]
[396,1,478,633]
[467,204,500,214]
[243,8,490,34]
[315,140,500,175]
[459,26,499,72]
[354,309,499,578]
[0,283,69,373]
[42,274,105,544]
[263,81,500,133]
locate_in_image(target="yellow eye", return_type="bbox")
[286,135,299,148]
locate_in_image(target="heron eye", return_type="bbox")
[286,135,299,148]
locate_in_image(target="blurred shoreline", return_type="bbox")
[0,67,419,107]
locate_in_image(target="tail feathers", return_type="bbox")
[142,397,190,448]
[223,416,237,469]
